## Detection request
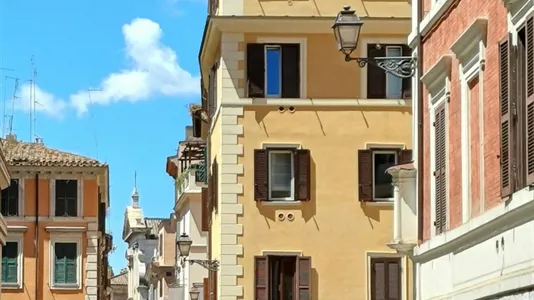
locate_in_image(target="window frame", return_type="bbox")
[371,149,399,201]
[268,149,295,201]
[2,178,25,219]
[49,177,83,218]
[359,37,410,99]
[1,235,24,289]
[385,45,404,99]
[49,235,82,290]
[256,37,307,99]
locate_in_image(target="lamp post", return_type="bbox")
[189,286,200,300]
[177,233,220,272]
[332,5,417,78]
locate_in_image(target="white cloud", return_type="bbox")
[16,83,67,118]
[69,18,199,115]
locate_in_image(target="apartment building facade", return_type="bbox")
[0,141,11,298]
[195,0,415,299]
[166,126,208,299]
[396,0,534,298]
[0,135,111,300]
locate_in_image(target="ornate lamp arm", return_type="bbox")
[344,55,417,79]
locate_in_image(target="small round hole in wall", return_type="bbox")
[277,213,285,221]
[287,213,295,221]
[288,106,296,113]
[278,106,285,113]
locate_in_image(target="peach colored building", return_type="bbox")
[0,135,111,300]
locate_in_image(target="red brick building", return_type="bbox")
[391,0,534,298]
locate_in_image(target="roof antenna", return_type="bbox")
[132,171,139,208]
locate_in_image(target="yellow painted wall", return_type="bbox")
[209,119,222,262]
[3,176,100,300]
[237,106,412,299]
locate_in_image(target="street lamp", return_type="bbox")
[189,286,200,300]
[332,5,417,78]
[177,233,219,271]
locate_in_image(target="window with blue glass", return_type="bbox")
[246,43,300,98]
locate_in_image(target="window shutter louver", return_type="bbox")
[296,256,311,300]
[402,45,412,99]
[201,187,209,231]
[254,149,268,201]
[203,278,210,300]
[434,104,447,234]
[371,259,386,300]
[358,150,373,201]
[207,173,213,226]
[500,36,514,197]
[281,44,300,98]
[387,260,401,300]
[295,149,311,201]
[526,17,534,184]
[6,257,17,283]
[254,256,269,300]
[55,257,66,284]
[66,257,77,284]
[213,160,219,213]
[371,258,401,300]
[247,44,265,98]
[367,45,387,99]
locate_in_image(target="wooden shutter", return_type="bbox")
[2,242,17,283]
[434,104,447,234]
[247,44,265,98]
[254,150,269,201]
[371,258,401,300]
[209,270,217,300]
[402,45,412,99]
[6,257,17,283]
[367,45,386,99]
[213,160,219,213]
[296,256,311,300]
[254,256,269,300]
[281,44,300,98]
[398,149,413,164]
[295,149,311,201]
[203,278,209,300]
[201,187,209,231]
[526,17,534,184]
[66,257,77,284]
[55,256,66,284]
[500,36,515,197]
[358,150,373,201]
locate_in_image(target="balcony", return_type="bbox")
[104,233,113,253]
[175,164,205,208]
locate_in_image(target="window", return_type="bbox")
[358,148,412,202]
[159,233,163,257]
[207,62,218,118]
[254,148,311,201]
[367,44,411,99]
[52,242,79,287]
[1,179,19,217]
[254,256,311,300]
[55,180,78,217]
[434,104,447,234]
[370,257,401,300]
[2,241,21,287]
[246,43,300,98]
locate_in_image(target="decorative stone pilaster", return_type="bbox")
[85,222,99,300]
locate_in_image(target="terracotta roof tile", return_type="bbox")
[0,138,105,168]
[111,271,128,285]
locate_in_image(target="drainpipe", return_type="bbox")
[34,173,40,300]
[416,0,424,247]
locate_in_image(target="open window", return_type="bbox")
[1,179,19,217]
[254,255,311,300]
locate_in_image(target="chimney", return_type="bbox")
[185,126,193,140]
[5,134,17,142]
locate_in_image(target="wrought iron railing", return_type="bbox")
[194,162,207,183]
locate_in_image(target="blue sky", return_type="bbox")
[0,0,205,272]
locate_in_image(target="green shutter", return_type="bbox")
[54,257,66,284]
[6,257,17,283]
[66,258,77,284]
[2,256,8,282]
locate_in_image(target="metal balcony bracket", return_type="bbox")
[345,55,417,78]
[187,259,220,272]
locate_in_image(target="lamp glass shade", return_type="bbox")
[332,7,363,55]
[189,287,200,300]
[177,233,193,257]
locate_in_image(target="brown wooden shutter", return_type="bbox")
[213,159,219,213]
[526,17,534,184]
[296,256,311,300]
[281,44,300,98]
[371,258,401,300]
[358,150,373,201]
[398,149,413,164]
[201,187,209,231]
[254,256,269,300]
[295,149,311,201]
[247,44,265,98]
[254,149,269,201]
[203,277,209,300]
[207,172,213,225]
[212,270,218,300]
[402,45,412,99]
[500,36,514,197]
[434,103,447,234]
[367,45,386,99]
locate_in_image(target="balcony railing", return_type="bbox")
[176,164,204,204]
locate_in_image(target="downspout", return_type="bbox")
[34,173,40,300]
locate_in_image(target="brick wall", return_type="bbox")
[421,0,507,240]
